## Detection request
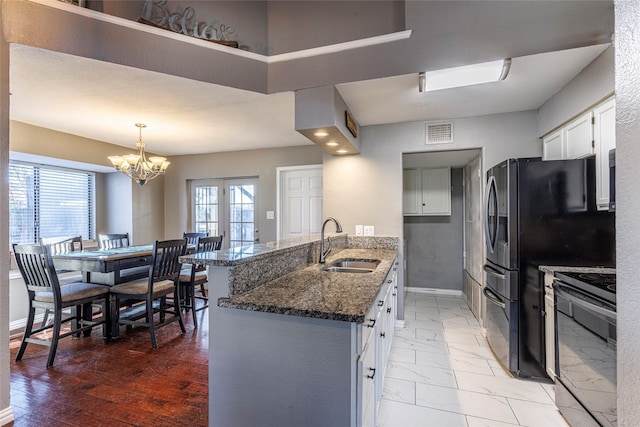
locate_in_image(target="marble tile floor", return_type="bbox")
[377,292,569,427]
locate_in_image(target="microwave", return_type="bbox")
[609,148,616,212]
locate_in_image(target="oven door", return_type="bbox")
[554,282,617,427]
[483,286,517,374]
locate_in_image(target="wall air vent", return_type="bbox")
[426,122,453,144]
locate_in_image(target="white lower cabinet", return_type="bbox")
[360,331,376,427]
[543,272,556,379]
[359,260,398,426]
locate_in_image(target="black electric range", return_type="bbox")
[554,271,616,305]
[553,270,617,427]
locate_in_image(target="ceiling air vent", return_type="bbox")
[426,122,453,144]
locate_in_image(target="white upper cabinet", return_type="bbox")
[402,168,422,215]
[593,97,616,210]
[541,96,615,210]
[403,167,451,216]
[565,111,594,159]
[542,129,565,160]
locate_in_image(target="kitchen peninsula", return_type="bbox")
[180,234,399,427]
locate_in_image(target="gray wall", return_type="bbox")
[324,110,541,320]
[615,2,640,424]
[537,46,615,137]
[404,168,463,291]
[103,172,133,239]
[163,145,322,242]
[0,19,11,422]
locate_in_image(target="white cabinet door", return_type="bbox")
[565,111,594,159]
[594,98,616,210]
[421,167,451,215]
[542,129,565,160]
[360,327,377,427]
[543,272,556,379]
[402,169,421,215]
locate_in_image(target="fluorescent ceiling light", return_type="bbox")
[419,59,511,92]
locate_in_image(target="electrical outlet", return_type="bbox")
[355,225,363,236]
[364,225,374,236]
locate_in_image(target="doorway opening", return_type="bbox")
[402,149,483,320]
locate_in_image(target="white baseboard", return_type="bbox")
[10,313,46,337]
[395,319,405,329]
[0,406,15,426]
[405,287,463,297]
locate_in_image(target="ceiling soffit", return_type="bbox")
[4,0,613,95]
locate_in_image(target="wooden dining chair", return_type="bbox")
[98,233,130,250]
[183,232,209,246]
[39,236,84,327]
[109,239,188,349]
[178,235,223,328]
[12,243,110,368]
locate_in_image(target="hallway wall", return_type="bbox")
[404,168,464,291]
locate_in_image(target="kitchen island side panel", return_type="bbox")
[209,306,355,427]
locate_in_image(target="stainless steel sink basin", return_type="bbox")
[322,258,380,273]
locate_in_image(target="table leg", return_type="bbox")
[108,293,120,341]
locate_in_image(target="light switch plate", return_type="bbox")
[266,211,275,220]
[355,225,363,236]
[364,225,374,236]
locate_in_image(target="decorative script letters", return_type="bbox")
[141,0,236,42]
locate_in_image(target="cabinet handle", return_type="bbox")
[380,332,386,338]
[366,368,376,379]
[366,319,376,328]
[378,300,384,307]
[387,307,392,314]
[387,280,393,284]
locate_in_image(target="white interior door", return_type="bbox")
[278,165,323,240]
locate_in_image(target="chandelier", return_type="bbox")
[107,123,170,186]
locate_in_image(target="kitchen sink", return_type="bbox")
[322,258,380,273]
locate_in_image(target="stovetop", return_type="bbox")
[555,271,616,305]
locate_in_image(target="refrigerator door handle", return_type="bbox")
[483,264,505,280]
[483,286,506,309]
[484,175,498,253]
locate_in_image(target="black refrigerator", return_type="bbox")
[483,157,615,380]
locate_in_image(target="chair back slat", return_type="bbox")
[13,244,60,297]
[190,235,223,273]
[183,232,209,246]
[40,236,83,255]
[197,235,223,253]
[98,233,129,250]
[151,239,188,284]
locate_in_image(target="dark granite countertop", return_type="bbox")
[180,235,325,267]
[218,248,398,323]
[539,265,616,274]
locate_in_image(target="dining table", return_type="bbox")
[52,244,193,340]
[52,244,156,286]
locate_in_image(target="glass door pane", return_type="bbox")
[226,179,257,248]
[190,179,222,237]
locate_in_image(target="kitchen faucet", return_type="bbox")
[319,217,343,263]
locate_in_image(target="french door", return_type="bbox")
[190,178,258,249]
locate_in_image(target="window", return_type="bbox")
[228,183,255,247]
[9,161,96,245]
[193,184,220,236]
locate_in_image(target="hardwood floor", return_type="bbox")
[8,309,209,427]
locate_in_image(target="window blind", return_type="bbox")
[9,161,96,245]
